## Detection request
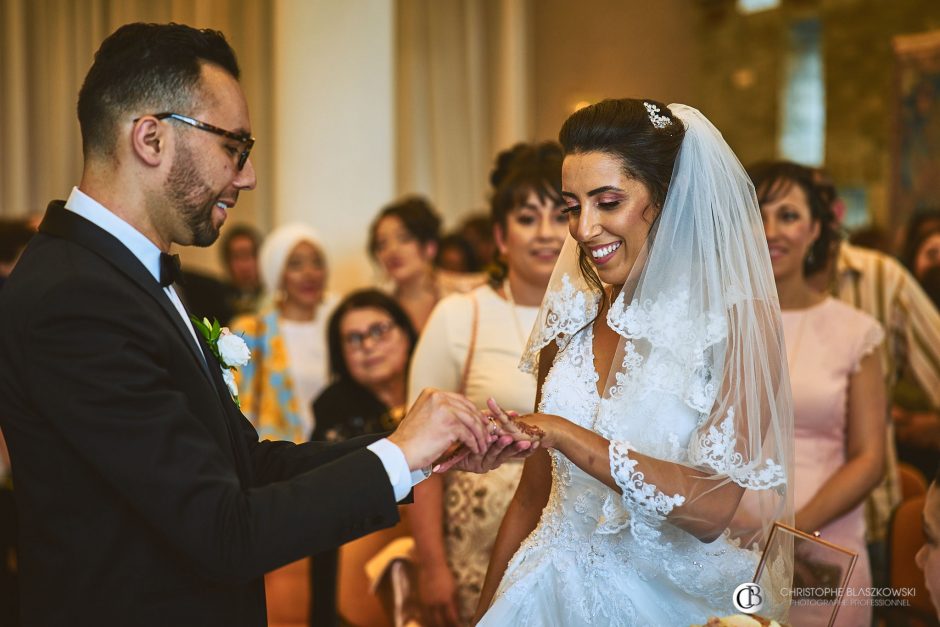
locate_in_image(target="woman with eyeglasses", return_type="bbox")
[308,289,419,626]
[407,142,567,626]
[313,289,418,444]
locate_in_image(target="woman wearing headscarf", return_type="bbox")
[231,223,338,444]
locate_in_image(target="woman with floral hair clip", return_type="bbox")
[473,99,794,626]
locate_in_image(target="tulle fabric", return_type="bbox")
[518,104,794,619]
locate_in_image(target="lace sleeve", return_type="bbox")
[687,409,786,490]
[603,440,685,539]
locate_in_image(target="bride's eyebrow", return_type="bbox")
[587,185,624,196]
[561,186,625,199]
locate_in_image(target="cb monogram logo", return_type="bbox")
[732,582,763,614]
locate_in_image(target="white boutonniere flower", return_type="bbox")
[217,331,251,367]
[190,316,251,407]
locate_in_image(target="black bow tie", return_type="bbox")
[159,252,183,288]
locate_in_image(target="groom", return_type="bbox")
[0,23,529,627]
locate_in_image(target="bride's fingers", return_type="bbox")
[486,398,520,432]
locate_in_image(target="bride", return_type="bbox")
[473,99,795,626]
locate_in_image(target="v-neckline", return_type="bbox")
[589,294,623,401]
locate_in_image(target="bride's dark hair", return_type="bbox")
[558,98,685,309]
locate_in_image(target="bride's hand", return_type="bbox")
[430,399,545,473]
[486,398,562,449]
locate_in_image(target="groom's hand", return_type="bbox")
[432,398,544,473]
[433,434,538,474]
[388,388,489,471]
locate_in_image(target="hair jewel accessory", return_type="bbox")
[644,101,672,129]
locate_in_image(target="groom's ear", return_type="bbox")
[129,115,167,168]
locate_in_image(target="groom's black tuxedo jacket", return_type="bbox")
[0,202,400,626]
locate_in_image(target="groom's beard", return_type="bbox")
[167,139,223,248]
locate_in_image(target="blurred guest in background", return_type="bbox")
[231,223,337,443]
[220,223,263,316]
[313,288,417,455]
[370,197,481,332]
[409,142,566,626]
[892,209,940,482]
[308,289,418,627]
[917,470,940,620]
[176,269,237,326]
[806,168,940,590]
[370,196,442,331]
[918,265,940,309]
[753,160,885,627]
[435,233,478,274]
[911,225,940,281]
[458,214,495,273]
[0,217,31,626]
[902,208,940,271]
[175,224,263,325]
[0,218,34,290]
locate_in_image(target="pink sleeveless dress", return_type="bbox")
[783,297,884,627]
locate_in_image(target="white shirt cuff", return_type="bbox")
[367,438,430,502]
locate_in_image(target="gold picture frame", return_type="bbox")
[754,522,858,627]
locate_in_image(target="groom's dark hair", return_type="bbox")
[77,22,240,159]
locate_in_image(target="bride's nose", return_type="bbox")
[573,207,603,242]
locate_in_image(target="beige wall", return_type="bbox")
[272,0,395,294]
[531,0,701,143]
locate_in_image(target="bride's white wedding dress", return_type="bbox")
[479,285,765,627]
[480,103,793,626]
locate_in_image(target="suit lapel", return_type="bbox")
[40,200,254,482]
[40,201,215,384]
[196,333,253,484]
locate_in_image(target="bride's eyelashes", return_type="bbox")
[560,200,622,215]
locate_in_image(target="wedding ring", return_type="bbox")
[488,418,498,436]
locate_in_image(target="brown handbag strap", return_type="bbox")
[458,291,479,396]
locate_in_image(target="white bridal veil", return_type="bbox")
[522,104,794,617]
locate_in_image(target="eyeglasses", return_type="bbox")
[342,320,397,350]
[142,112,255,170]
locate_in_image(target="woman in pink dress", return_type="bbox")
[753,161,886,627]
